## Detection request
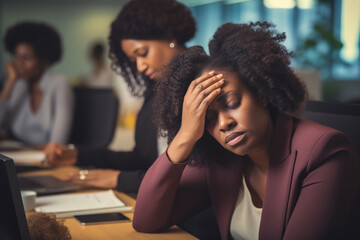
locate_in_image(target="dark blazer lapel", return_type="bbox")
[259,113,297,240]
[207,152,245,240]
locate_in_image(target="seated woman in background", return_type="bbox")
[133,22,360,239]
[0,22,74,147]
[44,0,196,193]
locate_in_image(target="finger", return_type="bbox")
[197,87,222,113]
[55,148,63,155]
[191,73,223,96]
[193,78,224,108]
[187,71,215,93]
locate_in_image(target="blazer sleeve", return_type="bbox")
[133,152,211,233]
[283,131,360,240]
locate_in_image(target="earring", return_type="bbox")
[169,42,175,48]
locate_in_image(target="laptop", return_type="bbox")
[17,175,81,196]
[0,153,31,240]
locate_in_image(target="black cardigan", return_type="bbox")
[76,90,158,193]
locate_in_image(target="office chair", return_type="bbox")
[69,87,119,148]
[301,100,360,155]
[301,100,360,238]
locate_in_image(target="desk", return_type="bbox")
[19,167,198,240]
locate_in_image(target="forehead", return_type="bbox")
[121,39,166,55]
[203,68,245,91]
[14,42,35,55]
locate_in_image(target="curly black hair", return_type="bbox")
[4,21,62,65]
[27,213,71,240]
[108,0,196,96]
[154,22,307,165]
[209,22,306,113]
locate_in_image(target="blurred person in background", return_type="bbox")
[0,21,74,147]
[46,1,222,238]
[83,41,114,89]
[44,0,195,193]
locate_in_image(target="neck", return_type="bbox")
[247,115,274,173]
[28,71,45,91]
[174,45,187,55]
[95,59,105,68]
[248,150,269,174]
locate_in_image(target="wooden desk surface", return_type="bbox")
[20,166,198,240]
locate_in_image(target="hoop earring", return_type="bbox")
[169,42,175,48]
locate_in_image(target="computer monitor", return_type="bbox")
[0,153,31,240]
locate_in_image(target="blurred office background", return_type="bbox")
[1,0,359,112]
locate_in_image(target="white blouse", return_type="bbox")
[0,71,74,145]
[230,176,262,240]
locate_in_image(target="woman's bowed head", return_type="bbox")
[109,0,196,96]
[155,21,307,164]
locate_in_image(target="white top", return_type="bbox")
[157,132,168,157]
[230,176,262,240]
[86,67,114,88]
[0,71,74,145]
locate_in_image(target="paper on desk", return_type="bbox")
[0,140,27,151]
[0,150,45,165]
[35,190,132,217]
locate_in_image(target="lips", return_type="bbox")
[148,72,158,80]
[225,132,246,147]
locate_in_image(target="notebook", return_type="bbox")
[0,150,45,165]
[35,190,133,218]
[0,153,31,240]
[18,175,81,196]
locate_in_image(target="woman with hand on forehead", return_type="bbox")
[133,22,360,239]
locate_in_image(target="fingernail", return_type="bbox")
[209,71,214,75]
[217,74,223,78]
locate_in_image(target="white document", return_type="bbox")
[35,190,132,218]
[0,140,26,151]
[0,150,45,165]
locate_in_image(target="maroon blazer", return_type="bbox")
[133,113,360,239]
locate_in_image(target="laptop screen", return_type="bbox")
[0,153,31,240]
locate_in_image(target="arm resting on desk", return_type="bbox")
[133,152,211,233]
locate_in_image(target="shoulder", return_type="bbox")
[291,117,357,168]
[43,72,71,90]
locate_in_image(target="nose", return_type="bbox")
[218,111,236,132]
[136,58,148,73]
[13,57,24,70]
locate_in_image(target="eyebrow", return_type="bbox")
[216,90,234,103]
[134,46,147,55]
[133,48,140,55]
[215,80,231,102]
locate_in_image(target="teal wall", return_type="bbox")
[0,0,127,79]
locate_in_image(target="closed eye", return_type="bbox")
[223,91,241,109]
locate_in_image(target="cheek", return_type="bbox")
[206,125,220,143]
[154,48,173,67]
[247,108,270,137]
[26,61,40,72]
